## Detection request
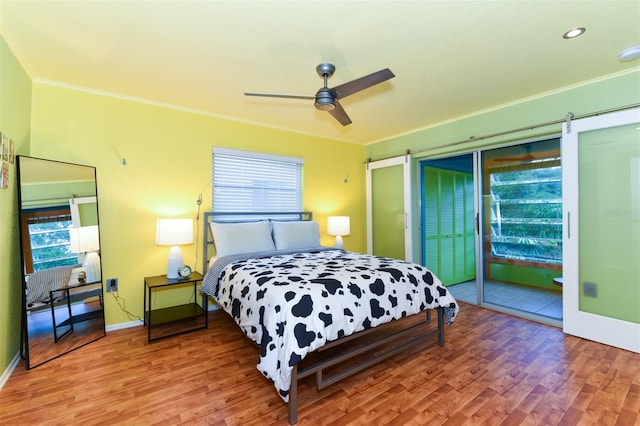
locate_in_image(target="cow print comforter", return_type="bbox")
[200,248,459,402]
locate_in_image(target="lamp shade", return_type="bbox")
[327,216,350,236]
[69,225,100,253]
[156,219,194,246]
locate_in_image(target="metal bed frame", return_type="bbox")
[202,211,446,424]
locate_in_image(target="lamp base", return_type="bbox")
[84,251,101,283]
[167,245,183,279]
[333,235,344,250]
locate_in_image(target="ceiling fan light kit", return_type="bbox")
[245,63,395,126]
[619,45,640,62]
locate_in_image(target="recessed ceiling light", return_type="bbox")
[563,27,586,39]
[619,45,640,61]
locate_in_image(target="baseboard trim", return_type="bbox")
[105,305,218,332]
[105,319,143,333]
[0,352,21,391]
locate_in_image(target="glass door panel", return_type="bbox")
[372,165,404,259]
[366,156,412,261]
[481,139,563,320]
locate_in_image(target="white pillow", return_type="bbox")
[209,221,275,257]
[272,221,321,250]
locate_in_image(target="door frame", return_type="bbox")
[473,151,484,304]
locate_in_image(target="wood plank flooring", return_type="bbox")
[23,300,105,368]
[1,303,639,425]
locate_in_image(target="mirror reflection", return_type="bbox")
[17,156,105,369]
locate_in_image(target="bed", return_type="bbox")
[25,264,81,308]
[200,212,459,424]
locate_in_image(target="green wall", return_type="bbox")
[0,35,32,378]
[20,180,96,208]
[367,71,640,162]
[366,69,640,324]
[489,264,560,292]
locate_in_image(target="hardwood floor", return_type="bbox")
[1,303,639,425]
[24,300,105,368]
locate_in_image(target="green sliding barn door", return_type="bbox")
[423,166,475,286]
[366,156,412,261]
[562,107,640,353]
[371,165,405,258]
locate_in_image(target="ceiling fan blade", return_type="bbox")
[328,100,352,126]
[330,68,395,99]
[244,92,315,100]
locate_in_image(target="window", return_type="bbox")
[486,156,562,265]
[20,208,79,273]
[212,147,303,213]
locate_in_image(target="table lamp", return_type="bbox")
[69,225,101,283]
[327,216,350,249]
[156,218,193,279]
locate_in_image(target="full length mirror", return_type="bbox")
[17,155,105,369]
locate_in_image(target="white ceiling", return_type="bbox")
[1,1,639,145]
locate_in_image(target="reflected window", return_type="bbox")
[21,207,79,273]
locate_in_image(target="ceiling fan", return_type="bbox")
[244,63,395,126]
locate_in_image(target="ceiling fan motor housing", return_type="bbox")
[315,88,336,111]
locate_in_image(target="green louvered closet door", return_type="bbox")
[423,166,475,286]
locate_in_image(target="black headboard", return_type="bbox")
[202,211,313,273]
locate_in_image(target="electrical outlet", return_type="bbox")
[107,278,118,293]
[583,281,597,298]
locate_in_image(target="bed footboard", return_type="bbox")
[287,307,445,424]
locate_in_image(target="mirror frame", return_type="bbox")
[17,155,106,369]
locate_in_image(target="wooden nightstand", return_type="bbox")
[143,271,207,343]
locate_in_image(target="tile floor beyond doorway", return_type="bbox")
[447,280,563,321]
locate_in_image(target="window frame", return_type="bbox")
[20,207,78,274]
[483,150,563,269]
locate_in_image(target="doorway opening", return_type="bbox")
[420,138,563,322]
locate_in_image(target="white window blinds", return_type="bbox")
[212,147,303,212]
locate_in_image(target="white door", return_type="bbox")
[562,107,640,353]
[69,196,98,227]
[365,155,412,261]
